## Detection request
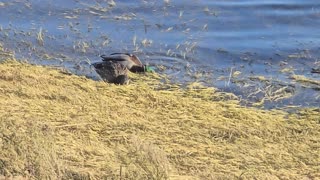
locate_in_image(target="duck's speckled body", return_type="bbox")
[92,60,129,84]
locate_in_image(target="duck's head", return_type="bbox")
[130,64,155,73]
[129,55,155,72]
[127,54,155,72]
[129,54,143,67]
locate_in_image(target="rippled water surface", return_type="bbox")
[0,0,319,108]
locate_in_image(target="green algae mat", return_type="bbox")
[0,60,319,179]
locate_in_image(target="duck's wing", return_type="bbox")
[109,53,131,56]
[101,53,142,66]
[100,53,131,62]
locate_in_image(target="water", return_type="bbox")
[0,0,319,108]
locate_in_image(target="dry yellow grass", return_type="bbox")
[0,60,319,179]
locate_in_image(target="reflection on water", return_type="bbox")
[0,0,319,108]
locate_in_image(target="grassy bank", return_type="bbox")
[0,59,319,179]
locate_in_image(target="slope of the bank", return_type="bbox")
[0,60,319,179]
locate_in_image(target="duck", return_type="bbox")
[92,53,154,85]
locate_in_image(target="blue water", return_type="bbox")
[0,0,319,107]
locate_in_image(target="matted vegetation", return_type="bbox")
[0,59,319,179]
